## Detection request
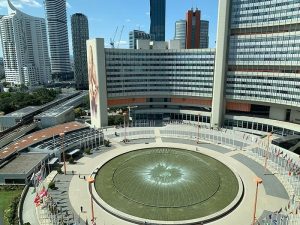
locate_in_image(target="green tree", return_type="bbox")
[74,107,86,118]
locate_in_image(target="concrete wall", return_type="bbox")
[269,106,286,121]
[87,38,108,128]
[290,110,300,124]
[211,0,231,128]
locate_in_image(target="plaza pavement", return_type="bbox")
[65,129,289,225]
[24,125,294,225]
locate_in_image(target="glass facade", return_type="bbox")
[129,30,151,49]
[150,0,166,41]
[105,49,215,98]
[226,0,300,107]
[200,20,209,49]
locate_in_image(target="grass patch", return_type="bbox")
[0,186,23,225]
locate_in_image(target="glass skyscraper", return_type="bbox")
[150,0,166,41]
[71,13,89,90]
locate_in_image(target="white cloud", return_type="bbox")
[66,1,71,8]
[0,0,8,8]
[0,0,41,9]
[125,19,131,23]
[19,0,41,7]
[114,40,127,47]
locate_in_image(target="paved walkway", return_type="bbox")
[23,187,40,225]
[25,124,298,225]
[66,140,288,225]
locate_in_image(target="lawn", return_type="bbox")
[0,188,23,225]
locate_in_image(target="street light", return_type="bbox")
[197,113,200,143]
[252,177,263,225]
[123,112,127,142]
[127,106,138,127]
[87,177,96,224]
[59,132,67,175]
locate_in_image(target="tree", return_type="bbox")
[48,181,56,190]
[74,107,86,118]
[84,148,91,155]
[68,156,75,164]
[104,139,111,147]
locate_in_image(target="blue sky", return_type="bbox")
[0,0,219,55]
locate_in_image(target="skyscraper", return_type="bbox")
[71,13,89,90]
[200,20,209,49]
[44,0,71,80]
[150,0,166,41]
[186,9,201,49]
[0,0,51,86]
[174,20,186,49]
[129,30,152,49]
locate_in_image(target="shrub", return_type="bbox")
[104,139,111,147]
[48,181,55,190]
[69,156,75,164]
[84,148,91,155]
[4,196,20,225]
[56,167,63,174]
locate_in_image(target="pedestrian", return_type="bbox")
[83,176,86,180]
[79,174,80,178]
[80,206,83,212]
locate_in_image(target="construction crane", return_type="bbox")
[110,26,118,48]
[117,25,125,48]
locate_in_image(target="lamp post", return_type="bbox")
[87,177,96,224]
[197,113,200,143]
[123,112,127,142]
[264,133,272,174]
[127,106,138,127]
[59,132,66,175]
[252,177,263,225]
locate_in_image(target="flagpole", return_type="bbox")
[264,133,272,175]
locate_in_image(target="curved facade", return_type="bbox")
[174,20,186,49]
[90,0,300,136]
[0,0,51,86]
[44,0,71,75]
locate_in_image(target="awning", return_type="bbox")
[48,158,58,165]
[67,149,80,156]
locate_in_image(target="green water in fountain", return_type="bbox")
[95,148,239,221]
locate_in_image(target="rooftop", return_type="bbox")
[0,121,88,160]
[0,153,47,175]
[3,106,41,118]
[35,106,74,118]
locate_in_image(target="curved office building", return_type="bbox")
[89,0,300,136]
[44,0,71,77]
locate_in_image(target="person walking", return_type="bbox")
[80,206,83,212]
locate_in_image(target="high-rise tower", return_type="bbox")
[186,9,201,49]
[174,20,186,49]
[150,0,166,41]
[129,30,151,49]
[0,0,51,86]
[44,0,71,80]
[200,20,209,49]
[71,13,89,90]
